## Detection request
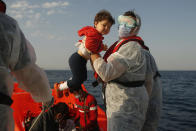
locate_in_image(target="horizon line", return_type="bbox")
[43,69,196,71]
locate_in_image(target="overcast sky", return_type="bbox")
[5,0,196,70]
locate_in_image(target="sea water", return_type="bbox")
[45,70,196,131]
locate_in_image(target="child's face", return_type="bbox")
[73,91,80,98]
[95,19,112,35]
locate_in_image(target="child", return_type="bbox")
[29,102,76,131]
[57,10,115,92]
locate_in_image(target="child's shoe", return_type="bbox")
[59,81,69,90]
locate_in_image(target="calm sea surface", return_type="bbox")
[45,70,196,131]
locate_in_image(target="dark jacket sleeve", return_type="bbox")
[30,109,59,131]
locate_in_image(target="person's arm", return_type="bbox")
[86,96,98,130]
[90,53,128,82]
[74,104,80,123]
[11,30,52,103]
[12,63,52,102]
[88,97,98,122]
[91,42,143,82]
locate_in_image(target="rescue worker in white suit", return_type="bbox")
[0,1,53,130]
[142,49,162,131]
[91,10,149,131]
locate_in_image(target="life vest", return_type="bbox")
[74,93,98,130]
[12,83,106,131]
[94,36,149,80]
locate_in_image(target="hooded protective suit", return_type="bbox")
[142,50,162,131]
[0,12,52,131]
[92,12,149,131]
[93,40,149,131]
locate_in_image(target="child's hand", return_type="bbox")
[82,36,86,43]
[103,44,108,51]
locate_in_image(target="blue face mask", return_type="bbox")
[118,24,132,38]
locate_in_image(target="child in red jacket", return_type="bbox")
[58,10,115,92]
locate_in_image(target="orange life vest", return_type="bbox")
[74,93,98,130]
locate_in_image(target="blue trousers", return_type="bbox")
[67,52,87,91]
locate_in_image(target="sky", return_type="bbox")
[5,0,196,70]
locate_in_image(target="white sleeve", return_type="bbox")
[0,67,14,97]
[12,63,52,102]
[93,53,128,82]
[93,41,142,82]
[26,40,36,63]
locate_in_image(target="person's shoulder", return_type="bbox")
[0,13,19,29]
[87,93,96,101]
[143,50,155,60]
[0,13,17,24]
[86,94,97,106]
[81,26,101,37]
[142,49,150,55]
[119,40,141,52]
[78,26,98,37]
[114,40,143,58]
[126,40,141,47]
[79,26,94,31]
[87,93,95,97]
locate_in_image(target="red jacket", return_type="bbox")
[74,93,98,130]
[78,26,104,54]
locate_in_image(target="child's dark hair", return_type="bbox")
[94,10,115,25]
[0,0,6,13]
[123,10,136,18]
[52,102,69,114]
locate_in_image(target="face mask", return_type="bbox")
[75,94,80,99]
[118,24,132,38]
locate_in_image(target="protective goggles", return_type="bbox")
[118,15,137,28]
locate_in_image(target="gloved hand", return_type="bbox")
[42,97,54,111]
[59,81,69,90]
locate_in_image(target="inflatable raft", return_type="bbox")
[11,83,107,131]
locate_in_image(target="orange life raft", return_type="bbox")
[11,83,107,131]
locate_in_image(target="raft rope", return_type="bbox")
[29,97,54,131]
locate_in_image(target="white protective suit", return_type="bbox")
[93,40,149,131]
[142,50,162,131]
[93,11,149,131]
[0,12,52,131]
[92,11,163,131]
